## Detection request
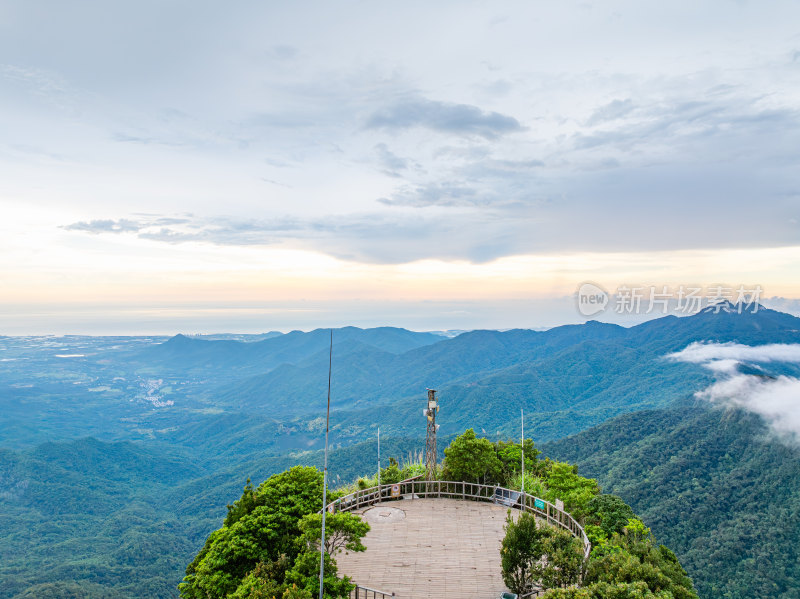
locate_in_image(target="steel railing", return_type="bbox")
[325,478,591,562]
[349,584,395,599]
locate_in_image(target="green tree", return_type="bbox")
[495,439,542,484]
[255,466,326,556]
[507,471,549,498]
[583,524,609,548]
[501,512,583,594]
[298,512,370,555]
[379,457,403,485]
[225,478,259,527]
[180,466,324,599]
[585,531,697,599]
[540,527,584,589]
[544,462,600,517]
[585,494,635,538]
[501,512,547,596]
[539,588,592,599]
[442,429,502,483]
[282,585,314,599]
[623,518,650,544]
[285,551,354,599]
[541,581,674,598]
[229,558,289,599]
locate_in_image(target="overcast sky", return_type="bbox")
[2,1,799,334]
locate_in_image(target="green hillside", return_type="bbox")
[4,308,800,596]
[543,406,800,599]
[0,436,422,599]
[209,306,800,445]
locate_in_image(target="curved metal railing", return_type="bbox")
[325,478,591,562]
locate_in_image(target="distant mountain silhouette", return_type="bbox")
[202,307,800,442]
[134,326,445,375]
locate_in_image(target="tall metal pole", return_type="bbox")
[521,409,525,496]
[377,427,381,493]
[318,330,332,599]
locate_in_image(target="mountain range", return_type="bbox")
[2,303,800,597]
[543,405,800,599]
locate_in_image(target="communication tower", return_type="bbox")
[424,389,439,481]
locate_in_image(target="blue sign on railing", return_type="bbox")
[534,498,545,510]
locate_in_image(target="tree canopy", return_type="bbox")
[539,519,698,599]
[441,428,504,483]
[501,512,584,595]
[298,512,369,556]
[180,466,367,599]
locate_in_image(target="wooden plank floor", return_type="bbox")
[336,498,517,599]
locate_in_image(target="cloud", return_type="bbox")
[362,90,800,254]
[61,210,527,263]
[668,342,800,439]
[366,98,523,139]
[667,342,800,367]
[111,132,188,147]
[762,297,800,317]
[378,182,481,207]
[62,216,191,235]
[1,64,69,103]
[270,44,298,60]
[700,373,800,439]
[373,143,408,176]
[62,219,143,234]
[38,19,800,265]
[376,154,545,209]
[573,95,800,156]
[586,98,635,126]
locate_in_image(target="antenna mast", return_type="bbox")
[424,389,438,481]
[521,408,525,496]
[318,330,333,599]
[377,427,381,491]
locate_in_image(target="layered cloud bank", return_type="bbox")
[5,1,800,265]
[669,342,800,438]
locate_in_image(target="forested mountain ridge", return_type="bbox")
[3,307,799,450]
[321,305,800,444]
[0,435,424,599]
[543,406,800,599]
[134,326,445,375]
[3,306,800,596]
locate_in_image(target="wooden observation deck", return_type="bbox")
[327,480,590,599]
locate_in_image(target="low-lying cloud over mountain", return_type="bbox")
[669,342,800,439]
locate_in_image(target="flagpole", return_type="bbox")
[318,330,332,599]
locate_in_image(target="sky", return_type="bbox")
[1,0,800,334]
